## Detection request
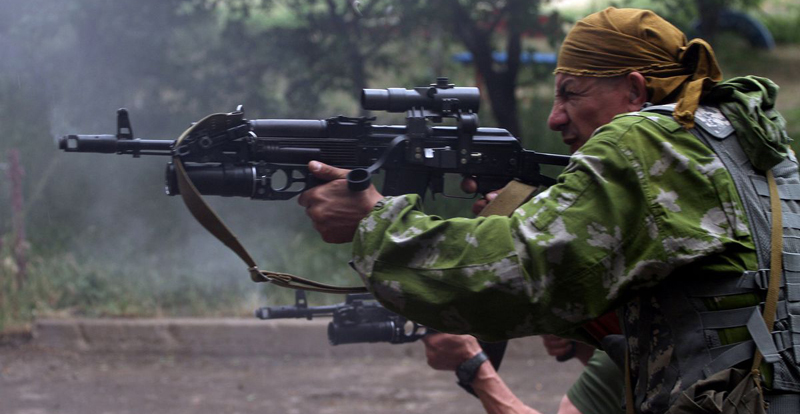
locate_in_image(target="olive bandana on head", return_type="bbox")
[555,7,722,129]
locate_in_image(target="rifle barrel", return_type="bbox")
[255,304,339,320]
[59,134,173,156]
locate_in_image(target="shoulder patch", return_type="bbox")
[693,106,734,139]
[615,110,682,133]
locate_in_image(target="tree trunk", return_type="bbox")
[449,1,522,137]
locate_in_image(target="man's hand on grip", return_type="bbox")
[461,177,500,216]
[298,161,384,244]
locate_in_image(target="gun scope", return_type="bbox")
[362,84,480,113]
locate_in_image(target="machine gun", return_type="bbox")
[59,78,563,372]
[256,291,426,345]
[58,77,569,340]
[258,290,509,389]
[59,77,569,201]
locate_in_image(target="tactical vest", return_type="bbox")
[605,104,800,413]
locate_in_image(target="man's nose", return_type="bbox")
[547,103,568,132]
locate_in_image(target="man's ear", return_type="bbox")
[626,72,648,110]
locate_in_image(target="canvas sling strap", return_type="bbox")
[173,112,540,294]
[753,169,784,387]
[624,170,782,414]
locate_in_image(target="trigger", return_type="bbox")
[429,174,444,195]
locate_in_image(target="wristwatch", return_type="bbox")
[456,351,489,397]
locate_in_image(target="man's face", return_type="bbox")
[547,74,637,153]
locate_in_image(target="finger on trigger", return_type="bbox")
[461,177,478,193]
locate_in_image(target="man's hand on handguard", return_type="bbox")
[297,161,384,244]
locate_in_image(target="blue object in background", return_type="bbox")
[452,51,557,66]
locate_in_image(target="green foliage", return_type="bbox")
[780,106,800,154]
[0,244,253,331]
[186,0,403,117]
[759,6,800,44]
[617,0,767,37]
[0,218,372,330]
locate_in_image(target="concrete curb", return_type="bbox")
[33,318,547,359]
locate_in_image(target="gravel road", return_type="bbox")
[0,324,585,414]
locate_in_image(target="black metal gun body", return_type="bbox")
[59,79,539,371]
[257,290,509,377]
[60,78,569,200]
[256,292,426,345]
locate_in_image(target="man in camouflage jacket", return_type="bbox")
[299,7,797,413]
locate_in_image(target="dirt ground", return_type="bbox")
[0,335,583,414]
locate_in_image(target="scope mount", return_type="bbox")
[346,77,481,192]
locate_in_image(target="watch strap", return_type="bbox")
[456,351,489,397]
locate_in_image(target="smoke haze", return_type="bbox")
[0,0,357,310]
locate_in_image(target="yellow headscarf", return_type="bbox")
[555,8,722,129]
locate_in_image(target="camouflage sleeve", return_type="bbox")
[352,114,752,342]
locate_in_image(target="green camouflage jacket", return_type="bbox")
[351,77,787,346]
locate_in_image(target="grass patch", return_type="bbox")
[0,249,258,332]
[0,223,363,332]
